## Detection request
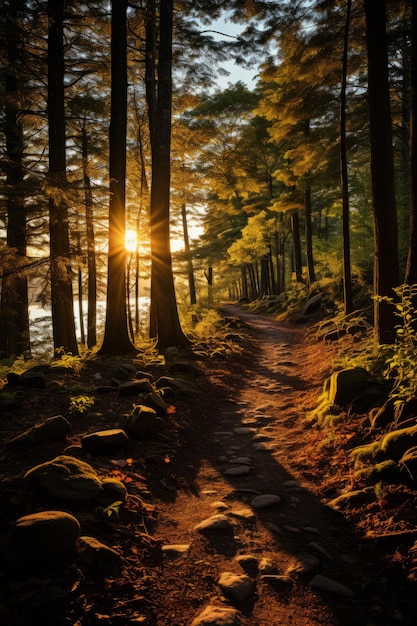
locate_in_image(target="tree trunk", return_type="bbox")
[147,0,189,349]
[340,0,353,314]
[304,184,316,285]
[260,255,270,295]
[365,0,399,343]
[181,204,197,305]
[81,126,97,349]
[1,0,30,357]
[291,211,303,283]
[98,0,136,356]
[47,0,78,356]
[241,264,248,299]
[405,1,417,285]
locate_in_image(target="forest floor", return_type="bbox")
[1,304,417,625]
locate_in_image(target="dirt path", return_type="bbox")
[149,306,417,625]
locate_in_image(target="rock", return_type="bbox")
[252,442,270,451]
[260,574,293,586]
[77,535,123,575]
[223,465,252,476]
[218,571,254,604]
[118,379,154,395]
[125,405,164,440]
[94,385,118,394]
[162,544,191,559]
[25,455,103,501]
[142,391,170,415]
[7,415,71,446]
[327,367,378,407]
[155,376,197,394]
[266,522,282,535]
[102,478,128,499]
[229,457,253,465]
[309,574,353,597]
[235,554,258,576]
[81,429,129,456]
[250,494,281,509]
[5,510,80,565]
[229,508,256,521]
[211,501,229,510]
[233,427,256,435]
[112,362,137,380]
[287,554,320,574]
[191,605,242,626]
[194,514,234,532]
[259,557,276,574]
[308,541,333,560]
[0,392,18,411]
[19,370,47,388]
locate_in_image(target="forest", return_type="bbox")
[2,2,417,625]
[0,0,415,359]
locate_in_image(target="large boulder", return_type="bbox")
[7,415,71,447]
[25,455,103,501]
[327,367,379,407]
[4,510,80,565]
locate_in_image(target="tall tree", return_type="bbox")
[340,0,353,313]
[99,0,137,356]
[146,0,189,350]
[0,0,30,357]
[405,0,417,285]
[47,0,78,356]
[364,0,399,343]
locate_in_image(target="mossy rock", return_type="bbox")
[328,367,377,407]
[125,404,164,440]
[77,535,123,575]
[25,455,103,501]
[81,429,129,456]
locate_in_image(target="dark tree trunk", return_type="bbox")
[291,211,303,283]
[47,0,78,356]
[304,184,315,285]
[405,1,417,285]
[365,0,399,344]
[99,0,136,356]
[146,0,189,349]
[81,126,97,348]
[340,0,353,314]
[1,0,30,357]
[260,255,270,295]
[181,204,197,305]
[241,264,248,299]
[205,266,213,307]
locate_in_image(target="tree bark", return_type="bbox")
[291,211,303,283]
[304,183,316,285]
[98,0,136,356]
[405,1,417,285]
[81,125,97,348]
[47,0,78,356]
[147,0,189,349]
[340,0,353,314]
[181,204,197,305]
[0,0,30,357]
[365,0,399,344]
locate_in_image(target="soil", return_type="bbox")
[1,304,417,625]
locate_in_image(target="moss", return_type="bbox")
[351,441,382,464]
[353,460,398,482]
[380,424,417,461]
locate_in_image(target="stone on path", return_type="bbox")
[218,571,255,604]
[194,514,234,532]
[229,457,253,465]
[259,557,276,574]
[125,405,164,440]
[287,553,320,574]
[162,544,191,559]
[223,465,252,476]
[229,508,256,521]
[250,494,281,509]
[233,427,256,435]
[235,554,258,575]
[191,605,241,626]
[260,574,293,587]
[309,574,353,597]
[5,510,80,565]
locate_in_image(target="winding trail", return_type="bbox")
[150,306,416,625]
